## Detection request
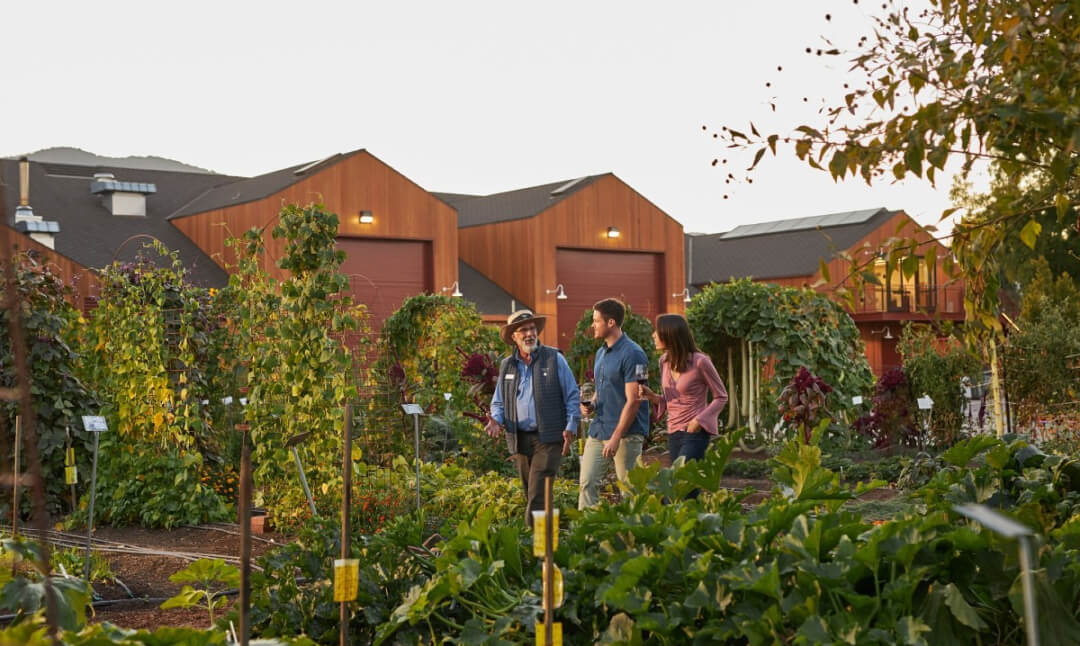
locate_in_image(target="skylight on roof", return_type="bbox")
[550,176,587,196]
[719,208,884,239]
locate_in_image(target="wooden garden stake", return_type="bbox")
[3,252,60,642]
[11,415,19,543]
[237,418,251,646]
[340,403,353,646]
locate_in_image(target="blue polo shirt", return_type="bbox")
[589,334,650,440]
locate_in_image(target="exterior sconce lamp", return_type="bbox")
[441,281,463,297]
[358,210,374,224]
[871,326,894,340]
[546,284,568,300]
[606,226,620,239]
[673,288,692,303]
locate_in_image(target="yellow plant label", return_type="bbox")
[65,466,78,485]
[543,565,564,609]
[535,621,562,646]
[333,559,359,602]
[65,448,75,466]
[531,508,560,557]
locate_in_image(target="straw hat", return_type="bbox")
[501,309,546,345]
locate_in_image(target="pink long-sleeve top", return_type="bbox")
[654,352,728,435]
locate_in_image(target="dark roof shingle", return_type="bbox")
[1,160,239,287]
[688,208,896,285]
[459,260,530,315]
[434,175,604,228]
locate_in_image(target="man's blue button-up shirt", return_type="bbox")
[589,334,650,440]
[490,345,580,433]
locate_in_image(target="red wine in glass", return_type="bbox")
[634,364,648,385]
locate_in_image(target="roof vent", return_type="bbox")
[550,176,588,196]
[90,175,156,217]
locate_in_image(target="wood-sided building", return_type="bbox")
[169,149,461,327]
[440,174,687,349]
[687,208,964,375]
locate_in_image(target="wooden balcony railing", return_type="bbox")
[850,285,965,316]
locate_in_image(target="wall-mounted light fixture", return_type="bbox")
[871,326,894,340]
[672,288,692,303]
[440,281,463,297]
[358,210,374,224]
[606,226,620,239]
[546,284,568,300]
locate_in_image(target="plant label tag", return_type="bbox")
[535,621,562,646]
[851,396,863,405]
[333,559,359,602]
[531,508,560,557]
[81,416,108,432]
[443,392,452,401]
[222,396,234,405]
[917,396,933,410]
[401,403,424,416]
[543,565,564,609]
[65,466,78,485]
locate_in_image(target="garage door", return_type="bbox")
[555,249,663,349]
[337,238,432,329]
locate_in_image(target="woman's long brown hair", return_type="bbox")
[655,314,699,373]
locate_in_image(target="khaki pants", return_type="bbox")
[513,432,564,527]
[577,435,644,509]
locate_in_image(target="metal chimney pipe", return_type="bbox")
[18,156,29,207]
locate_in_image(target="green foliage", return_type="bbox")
[73,244,238,528]
[721,0,1080,344]
[160,558,239,625]
[234,204,367,527]
[0,617,317,645]
[378,293,503,469]
[898,323,983,446]
[69,442,230,529]
[0,254,98,517]
[688,279,873,424]
[50,547,114,583]
[0,538,91,632]
[564,304,658,387]
[245,514,429,644]
[78,243,228,448]
[381,293,502,414]
[1004,259,1080,424]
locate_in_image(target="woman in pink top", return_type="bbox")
[640,314,728,469]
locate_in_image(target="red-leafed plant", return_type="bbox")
[777,366,833,444]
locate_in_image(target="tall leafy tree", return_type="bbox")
[719,0,1080,339]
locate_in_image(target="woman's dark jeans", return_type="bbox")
[667,431,711,499]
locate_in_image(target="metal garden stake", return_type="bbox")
[954,504,1039,646]
[401,403,424,511]
[81,415,108,584]
[285,432,318,517]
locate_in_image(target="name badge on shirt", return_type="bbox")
[504,373,516,380]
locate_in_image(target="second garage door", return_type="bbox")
[337,238,432,329]
[555,249,663,349]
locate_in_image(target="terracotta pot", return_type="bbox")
[250,509,269,534]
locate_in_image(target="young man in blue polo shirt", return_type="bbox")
[578,298,650,509]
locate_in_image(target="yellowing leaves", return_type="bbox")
[153,412,165,430]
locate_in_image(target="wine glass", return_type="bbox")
[633,364,649,386]
[580,382,596,420]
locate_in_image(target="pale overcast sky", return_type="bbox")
[5,0,979,234]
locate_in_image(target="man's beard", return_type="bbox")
[521,339,539,353]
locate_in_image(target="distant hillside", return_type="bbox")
[6,147,213,174]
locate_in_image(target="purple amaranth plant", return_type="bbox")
[778,366,833,444]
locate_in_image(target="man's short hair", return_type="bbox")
[593,298,626,327]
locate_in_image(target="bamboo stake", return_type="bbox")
[989,338,1005,438]
[726,346,738,428]
[341,403,353,646]
[543,476,554,646]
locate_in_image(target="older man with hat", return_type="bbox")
[485,309,580,526]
